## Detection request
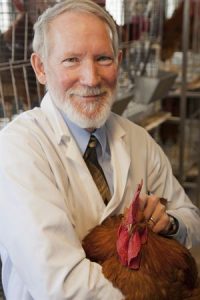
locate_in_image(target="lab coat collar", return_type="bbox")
[40,93,108,162]
[40,92,72,145]
[40,93,87,168]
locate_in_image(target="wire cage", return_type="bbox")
[4,1,199,123]
[161,0,200,83]
[0,0,56,128]
[0,0,166,126]
[115,0,164,95]
[107,0,171,117]
[160,0,200,192]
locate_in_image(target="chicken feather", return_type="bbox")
[83,215,199,299]
[82,182,200,300]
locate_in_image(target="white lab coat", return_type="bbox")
[0,93,199,300]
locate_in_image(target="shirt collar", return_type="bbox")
[59,110,107,156]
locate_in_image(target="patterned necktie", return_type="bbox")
[83,135,111,205]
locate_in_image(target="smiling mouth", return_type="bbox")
[83,93,105,98]
[72,92,106,99]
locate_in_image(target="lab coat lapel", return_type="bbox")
[101,114,131,220]
[62,131,106,215]
[40,93,86,169]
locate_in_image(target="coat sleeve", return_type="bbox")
[0,125,124,300]
[145,131,200,248]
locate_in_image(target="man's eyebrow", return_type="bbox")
[62,52,82,57]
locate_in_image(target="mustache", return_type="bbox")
[67,87,108,97]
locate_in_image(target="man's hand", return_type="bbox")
[139,194,172,234]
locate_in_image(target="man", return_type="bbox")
[0,1,199,299]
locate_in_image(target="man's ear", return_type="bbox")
[31,53,46,85]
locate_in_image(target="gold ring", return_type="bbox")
[149,216,156,225]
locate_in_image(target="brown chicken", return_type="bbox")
[82,181,200,300]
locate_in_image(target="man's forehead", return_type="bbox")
[47,10,111,36]
[48,10,104,28]
[43,10,115,57]
[47,11,112,42]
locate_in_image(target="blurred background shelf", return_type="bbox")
[137,111,171,131]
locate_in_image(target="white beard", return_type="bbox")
[49,86,115,129]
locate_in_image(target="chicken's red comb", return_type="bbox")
[124,179,143,225]
[116,179,146,269]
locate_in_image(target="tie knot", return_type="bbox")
[88,135,98,148]
[84,135,98,161]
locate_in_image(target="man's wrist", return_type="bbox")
[167,215,179,235]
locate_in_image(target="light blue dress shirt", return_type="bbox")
[59,111,114,194]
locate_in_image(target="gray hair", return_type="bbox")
[32,0,119,58]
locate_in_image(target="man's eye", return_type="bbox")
[97,56,113,65]
[63,57,79,66]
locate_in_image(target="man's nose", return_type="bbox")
[79,60,101,86]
